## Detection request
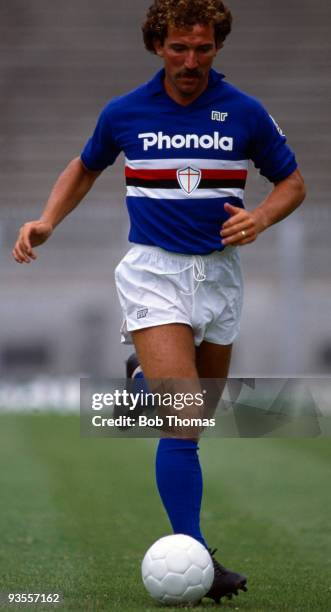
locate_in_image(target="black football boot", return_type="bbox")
[204,548,248,604]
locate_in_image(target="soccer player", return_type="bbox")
[12,0,306,603]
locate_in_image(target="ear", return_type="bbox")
[153,39,164,58]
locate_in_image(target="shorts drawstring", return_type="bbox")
[180,255,207,296]
[192,256,207,283]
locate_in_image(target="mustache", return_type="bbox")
[176,70,202,79]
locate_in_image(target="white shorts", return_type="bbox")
[114,244,243,347]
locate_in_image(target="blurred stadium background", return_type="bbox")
[1,0,330,401]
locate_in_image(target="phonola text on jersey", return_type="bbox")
[81,69,297,255]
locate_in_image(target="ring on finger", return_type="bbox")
[241,230,247,238]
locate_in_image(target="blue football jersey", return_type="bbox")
[81,69,297,255]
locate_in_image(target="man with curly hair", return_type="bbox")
[13,0,306,603]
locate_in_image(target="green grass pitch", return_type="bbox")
[0,413,330,611]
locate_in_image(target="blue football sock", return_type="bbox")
[131,364,207,547]
[155,437,208,548]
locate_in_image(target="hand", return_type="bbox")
[12,220,53,263]
[220,203,265,247]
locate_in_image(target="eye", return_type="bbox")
[171,45,186,52]
[198,45,213,53]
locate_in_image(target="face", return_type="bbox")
[154,23,220,105]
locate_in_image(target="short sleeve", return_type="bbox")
[81,105,121,171]
[249,102,297,184]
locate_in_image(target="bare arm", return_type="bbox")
[12,157,101,263]
[220,168,307,246]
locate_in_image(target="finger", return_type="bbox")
[20,228,34,255]
[12,248,24,263]
[224,202,241,215]
[13,242,31,263]
[221,222,250,238]
[222,213,248,230]
[222,230,255,246]
[16,240,37,262]
[24,247,37,260]
[15,238,29,256]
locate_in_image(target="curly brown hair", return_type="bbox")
[142,0,232,53]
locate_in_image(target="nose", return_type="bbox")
[184,50,199,70]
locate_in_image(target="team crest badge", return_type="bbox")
[177,166,201,195]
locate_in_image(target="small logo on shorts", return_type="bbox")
[137,308,149,319]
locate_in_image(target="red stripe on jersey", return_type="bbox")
[125,167,177,179]
[125,167,248,180]
[202,169,247,180]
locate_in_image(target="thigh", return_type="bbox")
[132,323,202,439]
[132,323,198,379]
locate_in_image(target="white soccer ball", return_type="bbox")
[141,534,214,605]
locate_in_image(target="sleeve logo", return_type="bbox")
[269,115,285,136]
